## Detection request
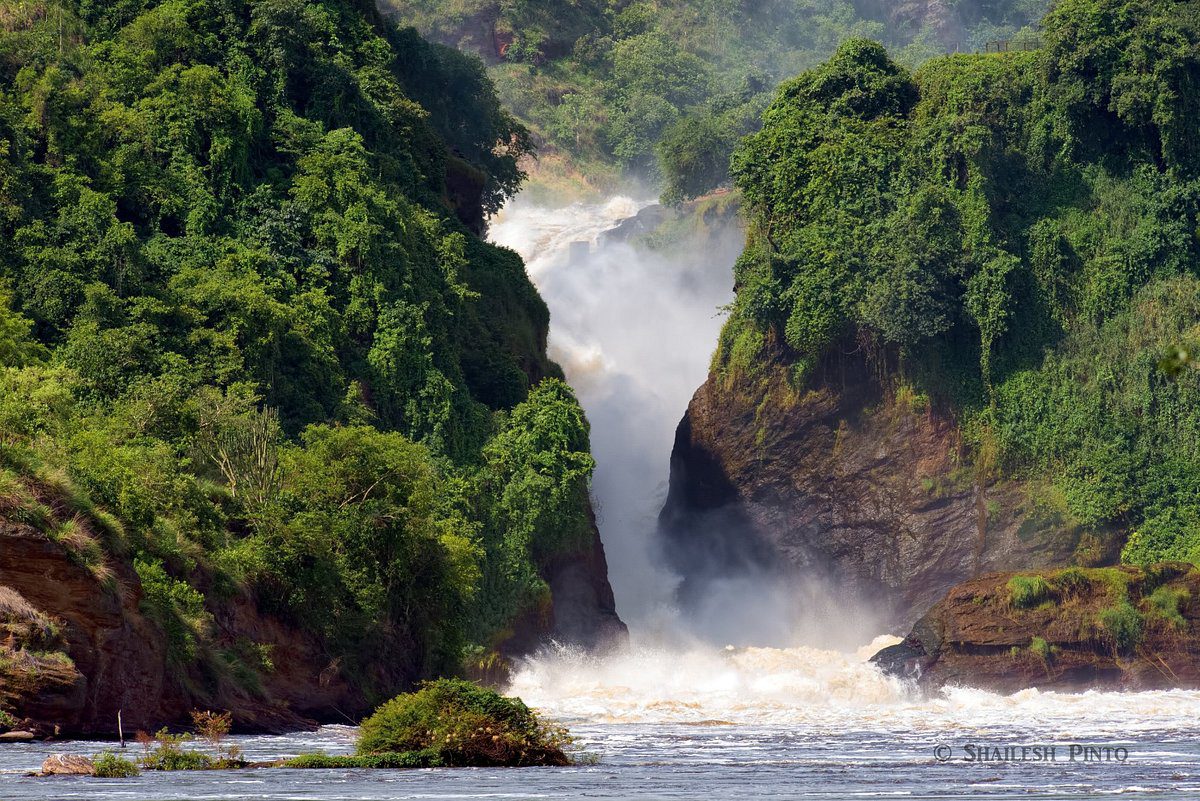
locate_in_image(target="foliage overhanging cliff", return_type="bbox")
[662,0,1200,628]
[0,0,622,730]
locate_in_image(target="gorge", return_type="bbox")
[3,0,1200,797]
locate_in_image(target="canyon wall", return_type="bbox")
[659,354,1113,634]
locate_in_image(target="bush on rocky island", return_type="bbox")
[92,752,140,778]
[355,679,571,767]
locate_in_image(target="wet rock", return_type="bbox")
[660,350,1102,631]
[502,504,628,656]
[0,731,35,742]
[598,204,670,246]
[40,754,95,776]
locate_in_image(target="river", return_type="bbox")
[3,198,1199,799]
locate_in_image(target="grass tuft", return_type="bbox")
[1098,600,1144,652]
[1007,575,1055,609]
[1144,586,1189,631]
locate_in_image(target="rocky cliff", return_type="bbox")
[0,514,388,736]
[659,351,1114,633]
[1,508,622,737]
[874,565,1200,692]
[0,0,626,738]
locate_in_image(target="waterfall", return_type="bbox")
[490,195,741,628]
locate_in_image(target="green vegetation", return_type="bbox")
[86,683,567,777]
[137,729,218,771]
[1145,586,1189,631]
[355,678,570,767]
[93,752,142,778]
[131,721,249,771]
[0,0,599,705]
[382,0,1049,198]
[283,679,572,769]
[997,566,1195,659]
[1029,635,1052,662]
[1008,575,1055,609]
[283,751,444,769]
[1098,600,1144,652]
[723,0,1200,566]
[1003,566,1190,651]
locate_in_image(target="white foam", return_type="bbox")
[510,640,1200,735]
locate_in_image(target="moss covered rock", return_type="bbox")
[875,564,1200,692]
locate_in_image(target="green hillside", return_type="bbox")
[0,0,600,705]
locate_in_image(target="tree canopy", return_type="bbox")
[383,0,1051,199]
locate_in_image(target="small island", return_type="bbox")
[37,680,572,778]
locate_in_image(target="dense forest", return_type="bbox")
[0,0,608,712]
[382,0,1049,199]
[716,0,1200,567]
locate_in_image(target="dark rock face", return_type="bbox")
[543,518,628,648]
[853,0,966,49]
[874,565,1200,692]
[597,204,672,246]
[503,508,628,656]
[660,356,1111,632]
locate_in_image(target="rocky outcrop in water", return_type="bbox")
[659,352,1110,632]
[504,508,627,656]
[873,564,1200,692]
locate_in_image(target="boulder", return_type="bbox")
[0,731,35,742]
[40,754,95,776]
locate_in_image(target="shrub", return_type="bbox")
[143,748,213,771]
[139,729,214,771]
[1007,575,1055,609]
[284,751,444,769]
[93,751,140,778]
[1144,586,1189,631]
[1029,636,1052,661]
[356,679,570,767]
[1098,601,1144,652]
[191,710,233,759]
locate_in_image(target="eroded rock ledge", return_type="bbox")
[1,509,623,738]
[873,564,1200,693]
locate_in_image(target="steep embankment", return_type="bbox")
[661,1,1200,646]
[874,565,1200,692]
[660,352,1091,631]
[0,519,348,735]
[0,0,621,736]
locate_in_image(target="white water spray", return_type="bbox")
[510,637,1200,735]
[491,195,740,625]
